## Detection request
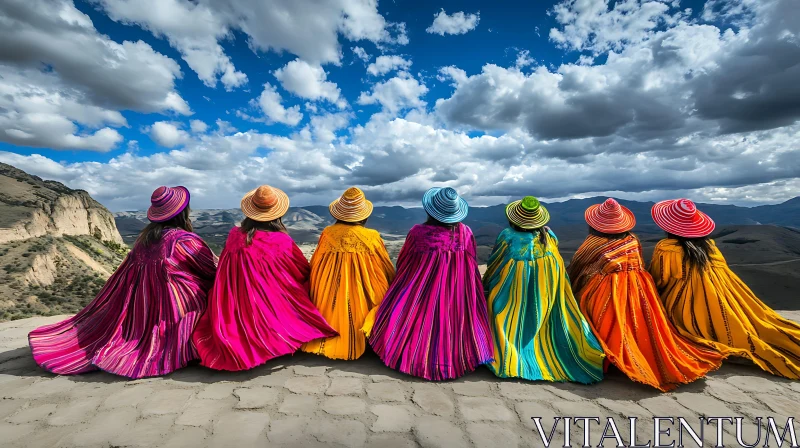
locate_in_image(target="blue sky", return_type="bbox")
[1,0,798,210]
[2,0,567,163]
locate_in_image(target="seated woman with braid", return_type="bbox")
[649,198,800,380]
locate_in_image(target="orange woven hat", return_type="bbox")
[585,198,636,233]
[329,187,373,222]
[240,185,290,222]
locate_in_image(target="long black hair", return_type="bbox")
[135,206,192,247]
[425,213,458,229]
[510,221,549,249]
[667,233,712,271]
[241,217,287,245]
[336,218,368,226]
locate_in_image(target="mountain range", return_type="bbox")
[1,160,799,322]
[113,195,800,250]
[114,196,800,310]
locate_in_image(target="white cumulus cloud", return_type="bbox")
[190,120,209,134]
[254,84,303,126]
[147,121,191,148]
[358,73,429,113]
[274,59,345,108]
[426,10,480,36]
[367,56,412,76]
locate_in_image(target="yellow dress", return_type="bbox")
[301,223,395,360]
[650,239,800,379]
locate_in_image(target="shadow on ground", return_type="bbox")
[1,343,794,401]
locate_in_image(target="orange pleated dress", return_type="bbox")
[301,223,396,360]
[650,239,800,379]
[568,234,725,391]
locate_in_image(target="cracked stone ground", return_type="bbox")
[1,313,799,448]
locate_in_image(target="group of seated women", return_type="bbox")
[28,184,800,390]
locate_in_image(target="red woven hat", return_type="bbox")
[147,186,190,223]
[651,198,715,238]
[585,198,635,233]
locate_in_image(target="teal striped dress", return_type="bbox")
[483,228,604,383]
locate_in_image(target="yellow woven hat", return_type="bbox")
[240,185,290,222]
[329,187,373,222]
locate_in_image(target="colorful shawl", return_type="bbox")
[484,227,604,383]
[301,223,395,360]
[367,223,493,380]
[193,228,336,371]
[29,229,216,379]
[650,238,800,379]
[568,234,724,391]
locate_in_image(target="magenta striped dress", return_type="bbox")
[368,223,493,380]
[28,229,216,379]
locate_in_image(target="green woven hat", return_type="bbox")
[506,196,550,229]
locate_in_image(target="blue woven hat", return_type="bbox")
[422,187,469,224]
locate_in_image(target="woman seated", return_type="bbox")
[568,198,724,391]
[367,187,493,381]
[484,196,604,383]
[192,185,335,371]
[29,186,216,379]
[301,187,395,360]
[649,198,800,379]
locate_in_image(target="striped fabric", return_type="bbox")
[483,228,604,383]
[147,186,189,222]
[329,187,373,222]
[584,198,635,234]
[193,228,336,371]
[505,196,549,229]
[568,235,724,391]
[301,223,395,360]
[28,229,216,379]
[367,223,493,380]
[651,199,715,238]
[422,187,468,224]
[651,239,800,379]
[240,185,289,222]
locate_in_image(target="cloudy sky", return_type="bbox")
[0,0,798,211]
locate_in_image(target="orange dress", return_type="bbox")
[650,239,800,379]
[568,235,725,391]
[301,223,395,360]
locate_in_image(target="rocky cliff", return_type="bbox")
[0,163,127,321]
[0,163,122,245]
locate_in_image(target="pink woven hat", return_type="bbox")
[651,198,716,238]
[147,186,190,223]
[585,198,636,234]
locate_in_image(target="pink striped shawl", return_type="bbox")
[28,229,216,379]
[368,223,493,381]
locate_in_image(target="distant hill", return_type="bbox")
[114,195,800,248]
[115,197,800,310]
[0,163,127,321]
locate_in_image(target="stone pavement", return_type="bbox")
[1,313,799,448]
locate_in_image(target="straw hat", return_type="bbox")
[585,198,636,233]
[651,198,715,238]
[147,186,190,223]
[506,196,549,229]
[329,187,373,222]
[240,185,290,222]
[422,187,469,224]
